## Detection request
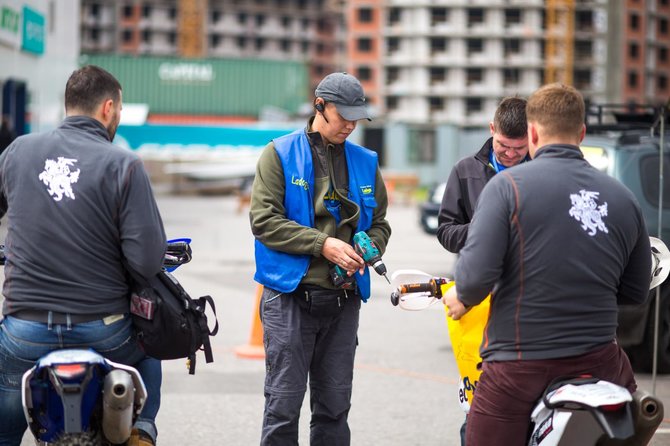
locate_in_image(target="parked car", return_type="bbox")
[419,182,445,235]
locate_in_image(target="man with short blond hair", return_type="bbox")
[444,83,651,445]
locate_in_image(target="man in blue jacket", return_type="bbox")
[444,83,651,445]
[250,72,391,445]
[0,65,165,446]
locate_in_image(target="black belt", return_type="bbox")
[292,285,358,300]
[11,310,116,325]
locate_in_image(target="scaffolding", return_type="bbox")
[545,0,575,85]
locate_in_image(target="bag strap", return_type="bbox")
[193,295,218,366]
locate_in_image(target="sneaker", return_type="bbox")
[127,428,155,446]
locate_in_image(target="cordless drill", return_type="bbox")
[353,231,390,284]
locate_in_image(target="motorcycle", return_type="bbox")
[16,239,193,446]
[389,236,669,445]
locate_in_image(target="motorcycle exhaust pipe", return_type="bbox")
[102,369,135,444]
[629,390,664,446]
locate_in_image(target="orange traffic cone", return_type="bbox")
[234,284,266,359]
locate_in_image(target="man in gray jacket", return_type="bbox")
[0,65,165,446]
[444,83,651,445]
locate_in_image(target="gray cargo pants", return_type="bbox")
[260,286,361,446]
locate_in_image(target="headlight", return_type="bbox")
[580,146,610,171]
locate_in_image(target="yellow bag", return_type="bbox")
[443,283,490,413]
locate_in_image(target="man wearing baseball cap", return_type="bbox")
[250,72,391,445]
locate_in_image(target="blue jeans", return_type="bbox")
[0,314,161,446]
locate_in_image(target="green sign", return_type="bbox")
[0,3,20,48]
[1,5,19,33]
[21,5,44,55]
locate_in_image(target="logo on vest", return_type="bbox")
[291,175,309,191]
[359,185,373,195]
[569,189,608,236]
[38,157,81,202]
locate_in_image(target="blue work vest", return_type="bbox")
[254,129,379,301]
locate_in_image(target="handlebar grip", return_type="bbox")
[398,282,437,295]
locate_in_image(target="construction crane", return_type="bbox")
[178,0,206,58]
[545,0,575,85]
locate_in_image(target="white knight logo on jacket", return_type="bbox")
[38,157,81,202]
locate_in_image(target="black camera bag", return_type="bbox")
[129,269,218,374]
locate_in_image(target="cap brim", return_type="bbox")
[650,236,670,289]
[332,103,371,121]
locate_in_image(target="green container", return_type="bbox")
[79,54,309,117]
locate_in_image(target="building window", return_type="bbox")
[255,37,265,51]
[629,14,640,31]
[122,29,133,43]
[430,37,447,55]
[429,96,444,112]
[660,18,669,35]
[387,67,399,83]
[210,34,221,47]
[431,8,448,26]
[358,7,373,23]
[301,41,310,53]
[660,47,668,62]
[123,5,133,18]
[90,28,100,42]
[409,128,436,163]
[504,8,522,27]
[169,7,177,20]
[211,10,221,23]
[466,68,483,85]
[281,17,291,28]
[503,39,521,57]
[301,18,310,28]
[503,68,520,86]
[628,71,639,88]
[386,96,398,111]
[168,32,176,44]
[574,69,592,90]
[280,39,291,52]
[142,5,151,18]
[316,17,334,34]
[388,7,401,26]
[387,37,400,54]
[466,98,483,114]
[467,8,484,27]
[575,10,593,31]
[358,66,372,81]
[90,4,100,17]
[467,38,484,55]
[629,42,639,59]
[429,67,447,84]
[238,13,247,24]
[575,40,593,61]
[659,74,668,90]
[141,29,151,43]
[237,36,246,49]
[256,14,265,26]
[357,37,373,52]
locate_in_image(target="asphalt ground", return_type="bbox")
[9,193,670,445]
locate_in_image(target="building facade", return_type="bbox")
[80,0,346,96]
[0,0,79,134]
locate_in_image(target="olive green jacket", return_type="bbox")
[249,121,391,289]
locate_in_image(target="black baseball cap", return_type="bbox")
[315,72,371,121]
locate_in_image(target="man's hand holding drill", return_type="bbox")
[322,237,365,276]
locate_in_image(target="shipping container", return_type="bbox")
[79,54,309,118]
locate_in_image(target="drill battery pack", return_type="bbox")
[329,263,356,290]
